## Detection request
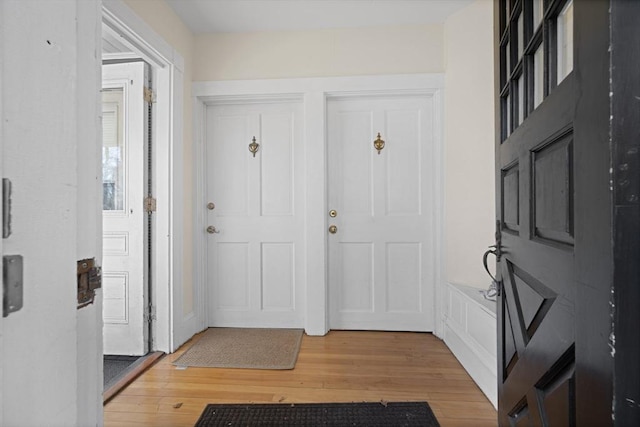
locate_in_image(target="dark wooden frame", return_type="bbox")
[610,1,640,424]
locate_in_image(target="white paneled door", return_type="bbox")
[102,62,149,355]
[206,101,304,328]
[327,95,436,331]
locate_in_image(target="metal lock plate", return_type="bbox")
[3,178,12,238]
[77,258,101,308]
[3,255,24,317]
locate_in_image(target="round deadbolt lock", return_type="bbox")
[328,225,338,234]
[329,210,337,218]
[207,202,216,210]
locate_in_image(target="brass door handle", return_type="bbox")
[206,226,220,234]
[328,225,338,234]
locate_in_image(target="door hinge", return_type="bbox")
[144,87,155,104]
[144,304,156,323]
[144,196,157,213]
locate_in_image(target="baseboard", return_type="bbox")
[442,283,497,409]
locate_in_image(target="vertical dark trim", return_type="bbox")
[611,1,640,424]
[573,0,613,424]
[145,64,154,352]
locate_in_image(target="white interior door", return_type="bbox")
[206,101,304,328]
[102,62,149,355]
[328,95,436,331]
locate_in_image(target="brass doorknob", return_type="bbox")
[206,226,220,234]
[207,202,215,210]
[328,225,338,234]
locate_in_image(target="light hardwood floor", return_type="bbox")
[104,330,497,426]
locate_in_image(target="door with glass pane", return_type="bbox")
[496,0,577,424]
[102,62,149,356]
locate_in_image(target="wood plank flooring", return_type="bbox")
[104,330,497,426]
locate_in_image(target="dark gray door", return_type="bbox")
[495,0,580,424]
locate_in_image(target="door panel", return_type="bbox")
[102,62,149,356]
[206,101,304,328]
[339,110,374,216]
[261,243,295,310]
[328,96,435,331]
[212,115,250,217]
[216,242,250,309]
[340,243,374,312]
[386,243,421,313]
[261,113,294,216]
[385,110,422,216]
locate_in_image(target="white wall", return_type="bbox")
[2,0,102,425]
[443,0,496,289]
[194,24,444,81]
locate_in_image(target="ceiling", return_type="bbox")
[166,0,474,34]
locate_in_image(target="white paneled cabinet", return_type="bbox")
[443,283,497,408]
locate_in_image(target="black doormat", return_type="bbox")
[103,355,144,389]
[195,402,440,426]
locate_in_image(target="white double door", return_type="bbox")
[206,101,304,328]
[102,62,149,355]
[327,96,436,331]
[205,95,436,332]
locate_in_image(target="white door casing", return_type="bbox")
[102,62,149,355]
[206,100,305,328]
[327,95,437,331]
[103,0,189,353]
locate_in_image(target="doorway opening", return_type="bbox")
[102,0,187,356]
[99,0,186,397]
[101,60,156,399]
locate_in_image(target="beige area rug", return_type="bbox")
[173,328,304,370]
